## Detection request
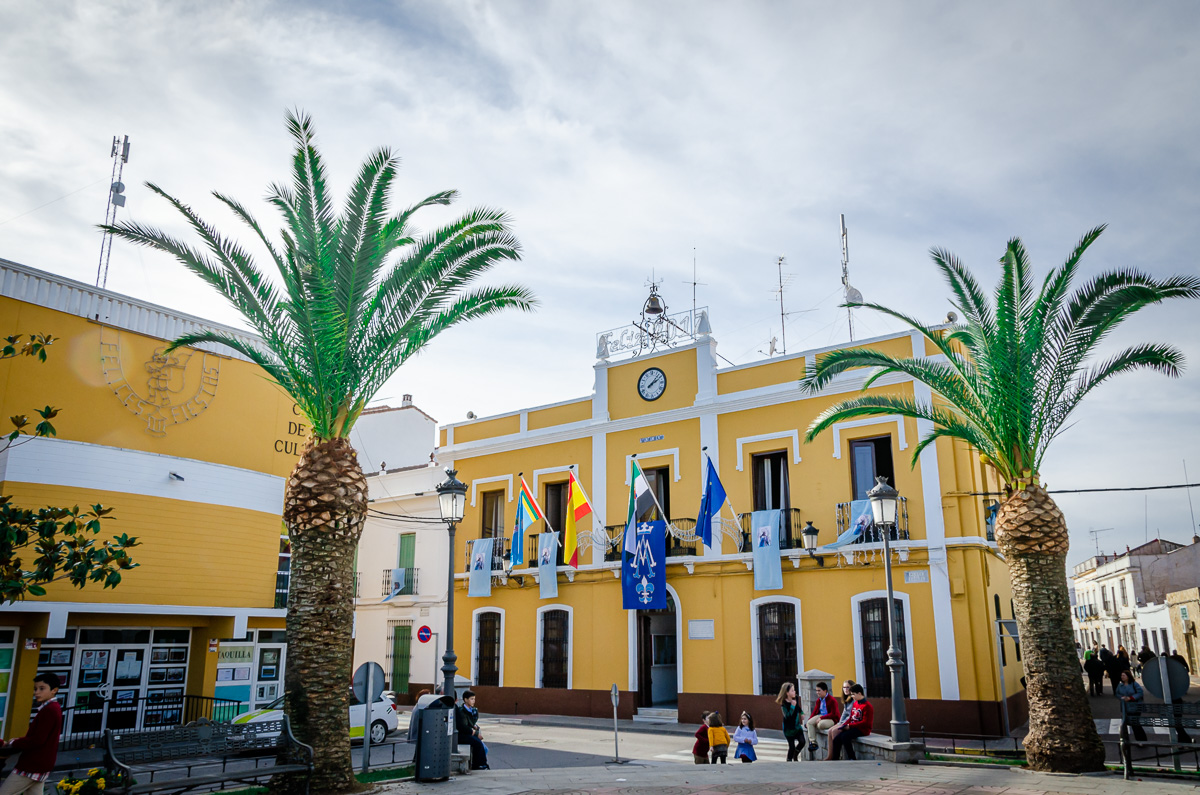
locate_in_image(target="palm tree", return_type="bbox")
[801,227,1199,772]
[103,111,534,792]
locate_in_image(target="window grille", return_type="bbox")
[540,609,570,689]
[274,534,291,609]
[756,602,797,696]
[859,597,909,699]
[475,612,501,686]
[994,595,1006,666]
[381,568,418,596]
[386,620,413,694]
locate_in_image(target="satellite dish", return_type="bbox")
[845,286,863,304]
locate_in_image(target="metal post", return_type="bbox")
[442,522,458,703]
[361,664,373,774]
[1158,655,1180,772]
[431,632,440,691]
[881,524,910,742]
[996,621,1010,737]
[611,683,621,762]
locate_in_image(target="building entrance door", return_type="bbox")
[635,594,677,708]
[70,645,147,735]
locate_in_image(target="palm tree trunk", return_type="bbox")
[274,438,368,794]
[995,484,1105,773]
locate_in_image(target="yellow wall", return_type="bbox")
[607,349,698,420]
[454,413,521,444]
[716,357,805,395]
[0,483,281,608]
[0,299,301,477]
[527,400,591,431]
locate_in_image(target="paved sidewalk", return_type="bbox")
[379,760,1200,794]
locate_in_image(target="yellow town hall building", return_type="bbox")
[441,315,1026,735]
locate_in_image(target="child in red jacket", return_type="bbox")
[0,672,63,795]
[829,683,872,761]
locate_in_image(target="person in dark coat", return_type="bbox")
[1083,651,1106,695]
[455,691,488,770]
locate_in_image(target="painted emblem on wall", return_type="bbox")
[101,327,220,437]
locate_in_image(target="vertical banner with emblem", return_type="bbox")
[751,509,783,591]
[622,520,667,610]
[468,537,494,597]
[538,532,559,599]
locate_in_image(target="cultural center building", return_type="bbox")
[440,303,1026,735]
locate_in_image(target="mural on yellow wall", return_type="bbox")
[100,327,221,437]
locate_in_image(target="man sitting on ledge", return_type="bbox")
[829,684,872,761]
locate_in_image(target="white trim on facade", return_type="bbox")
[0,601,284,639]
[830,416,908,458]
[470,475,513,507]
[748,595,805,697]
[735,431,802,471]
[0,436,285,515]
[626,449,681,484]
[470,606,505,688]
[532,466,576,494]
[534,603,574,690]
[627,582,683,694]
[849,590,918,700]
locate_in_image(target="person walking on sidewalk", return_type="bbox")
[829,684,872,761]
[1084,650,1105,696]
[1116,670,1148,742]
[0,673,63,795]
[691,710,711,764]
[776,683,803,762]
[805,682,841,754]
[706,711,731,764]
[732,712,758,763]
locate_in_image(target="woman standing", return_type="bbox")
[1116,670,1147,742]
[776,682,803,761]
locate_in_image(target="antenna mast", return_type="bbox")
[776,256,788,355]
[840,214,857,341]
[96,135,131,289]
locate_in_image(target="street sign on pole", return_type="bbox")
[417,625,433,643]
[353,662,385,774]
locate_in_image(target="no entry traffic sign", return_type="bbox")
[417,625,432,643]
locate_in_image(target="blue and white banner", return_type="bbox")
[751,509,783,591]
[538,532,559,599]
[468,537,494,597]
[381,568,406,603]
[621,520,667,610]
[828,499,873,549]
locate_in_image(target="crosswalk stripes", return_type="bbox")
[654,738,795,764]
[1094,718,1170,736]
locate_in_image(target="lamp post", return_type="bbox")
[436,469,467,702]
[801,521,824,567]
[867,475,909,743]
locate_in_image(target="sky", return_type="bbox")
[1,1,1198,567]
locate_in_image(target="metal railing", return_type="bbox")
[604,524,624,562]
[666,518,700,556]
[380,567,418,596]
[58,694,243,751]
[737,508,804,550]
[917,726,1024,758]
[835,497,909,543]
[462,536,508,572]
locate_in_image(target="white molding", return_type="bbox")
[0,601,283,638]
[627,582,683,693]
[591,432,607,565]
[849,590,918,699]
[0,436,285,515]
[533,465,575,493]
[735,430,802,471]
[535,604,574,690]
[470,606,505,688]
[831,416,908,459]
[469,475,513,507]
[749,595,804,697]
[626,449,681,484]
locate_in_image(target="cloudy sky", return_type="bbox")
[2,1,1198,566]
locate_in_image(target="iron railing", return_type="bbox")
[835,497,909,543]
[462,537,508,572]
[57,694,243,751]
[917,727,1024,758]
[274,571,289,609]
[738,508,804,550]
[380,567,418,597]
[666,518,700,556]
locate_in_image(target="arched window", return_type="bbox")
[750,596,803,696]
[858,597,909,699]
[537,607,571,689]
[472,609,503,687]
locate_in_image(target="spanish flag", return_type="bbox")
[564,471,593,569]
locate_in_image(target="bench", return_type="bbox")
[104,717,313,795]
[1120,701,1200,779]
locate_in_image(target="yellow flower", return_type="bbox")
[89,768,101,776]
[98,781,106,790]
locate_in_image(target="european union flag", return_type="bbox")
[696,456,727,551]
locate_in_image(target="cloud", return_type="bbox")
[2,1,1198,564]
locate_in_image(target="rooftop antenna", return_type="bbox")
[840,214,861,341]
[1185,460,1197,535]
[773,256,793,355]
[683,247,705,333]
[96,135,131,289]
[1088,527,1113,557]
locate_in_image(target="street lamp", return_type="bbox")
[436,469,467,702]
[801,521,824,567]
[866,475,909,743]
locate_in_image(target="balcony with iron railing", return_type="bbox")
[462,536,508,572]
[835,497,909,543]
[381,567,418,597]
[601,519,703,560]
[737,508,805,551]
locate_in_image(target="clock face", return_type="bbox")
[638,367,667,401]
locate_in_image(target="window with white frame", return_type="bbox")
[538,608,570,689]
[474,611,502,687]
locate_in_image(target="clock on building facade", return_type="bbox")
[637,367,667,401]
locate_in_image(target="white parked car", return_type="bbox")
[232,692,399,744]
